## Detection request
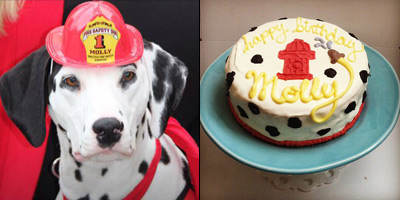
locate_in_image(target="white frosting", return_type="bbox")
[226,17,369,144]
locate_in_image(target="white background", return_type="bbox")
[200,0,400,199]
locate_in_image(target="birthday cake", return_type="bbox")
[225,17,370,147]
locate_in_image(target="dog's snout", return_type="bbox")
[93,117,124,148]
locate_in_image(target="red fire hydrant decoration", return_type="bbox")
[277,39,315,80]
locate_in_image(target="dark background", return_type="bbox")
[34,1,199,199]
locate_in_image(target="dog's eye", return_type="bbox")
[64,77,79,87]
[122,71,135,81]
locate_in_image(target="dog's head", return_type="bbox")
[0,41,187,161]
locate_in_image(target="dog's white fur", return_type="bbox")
[49,43,189,199]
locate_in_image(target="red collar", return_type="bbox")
[63,139,162,200]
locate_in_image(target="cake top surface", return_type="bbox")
[226,17,369,123]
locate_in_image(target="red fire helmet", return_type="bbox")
[46,1,143,67]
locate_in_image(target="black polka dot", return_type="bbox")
[345,101,356,114]
[237,106,248,118]
[317,128,331,136]
[226,71,236,89]
[248,102,260,115]
[251,54,263,64]
[249,27,257,32]
[359,70,370,83]
[225,56,229,63]
[362,91,367,103]
[316,19,324,22]
[288,117,302,128]
[265,126,280,137]
[324,68,337,78]
[75,169,82,182]
[279,17,287,20]
[349,32,358,40]
[139,161,148,175]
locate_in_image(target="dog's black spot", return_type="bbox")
[143,39,153,51]
[152,50,170,102]
[324,68,337,78]
[139,160,148,175]
[75,169,82,182]
[349,32,358,40]
[147,95,152,114]
[58,124,66,132]
[160,146,170,165]
[119,110,123,116]
[147,122,153,138]
[177,158,193,200]
[75,160,82,168]
[237,106,248,118]
[69,148,73,157]
[362,91,367,103]
[279,17,288,20]
[47,61,62,95]
[78,194,89,200]
[101,168,108,176]
[100,194,109,200]
[288,117,302,128]
[249,27,257,32]
[345,101,356,114]
[317,128,331,136]
[141,113,146,125]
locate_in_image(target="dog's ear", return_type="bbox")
[143,41,188,138]
[0,46,51,147]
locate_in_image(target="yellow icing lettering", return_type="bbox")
[260,30,269,44]
[294,17,305,33]
[300,79,313,103]
[242,35,253,53]
[253,36,262,45]
[310,78,324,100]
[242,24,287,53]
[348,44,365,63]
[276,24,288,43]
[245,70,275,101]
[245,57,353,123]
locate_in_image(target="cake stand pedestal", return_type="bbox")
[256,165,346,192]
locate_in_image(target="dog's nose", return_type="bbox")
[92,117,124,148]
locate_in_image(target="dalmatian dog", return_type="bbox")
[0,41,193,199]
